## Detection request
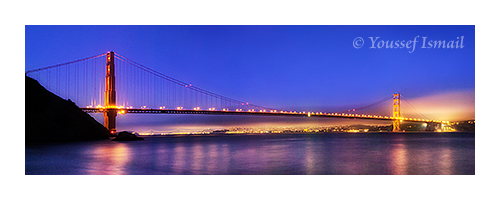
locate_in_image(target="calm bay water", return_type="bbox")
[25,132,474,175]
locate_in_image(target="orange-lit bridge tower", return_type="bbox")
[393,93,401,131]
[104,51,117,133]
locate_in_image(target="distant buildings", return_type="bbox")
[136,120,473,136]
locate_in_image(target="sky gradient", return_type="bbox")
[25,25,475,132]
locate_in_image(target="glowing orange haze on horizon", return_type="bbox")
[401,89,475,121]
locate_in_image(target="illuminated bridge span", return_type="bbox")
[26,51,448,133]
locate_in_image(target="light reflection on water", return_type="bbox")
[439,148,453,175]
[304,140,315,175]
[86,143,130,175]
[25,132,474,175]
[391,143,408,175]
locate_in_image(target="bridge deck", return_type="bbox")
[81,108,443,123]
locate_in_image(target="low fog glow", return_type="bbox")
[402,90,474,121]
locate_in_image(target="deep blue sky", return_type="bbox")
[25,25,475,130]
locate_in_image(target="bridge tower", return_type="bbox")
[104,51,117,133]
[393,93,401,131]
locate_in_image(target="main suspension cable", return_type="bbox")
[400,94,429,120]
[25,53,107,74]
[338,94,393,113]
[114,52,276,111]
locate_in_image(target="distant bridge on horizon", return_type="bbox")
[26,51,449,133]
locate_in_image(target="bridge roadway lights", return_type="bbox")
[82,107,445,132]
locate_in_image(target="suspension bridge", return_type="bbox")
[25,51,449,133]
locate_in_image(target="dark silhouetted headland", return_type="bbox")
[25,76,111,144]
[112,131,144,141]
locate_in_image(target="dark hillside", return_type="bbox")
[25,75,111,144]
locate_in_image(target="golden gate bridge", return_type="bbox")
[25,51,449,133]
